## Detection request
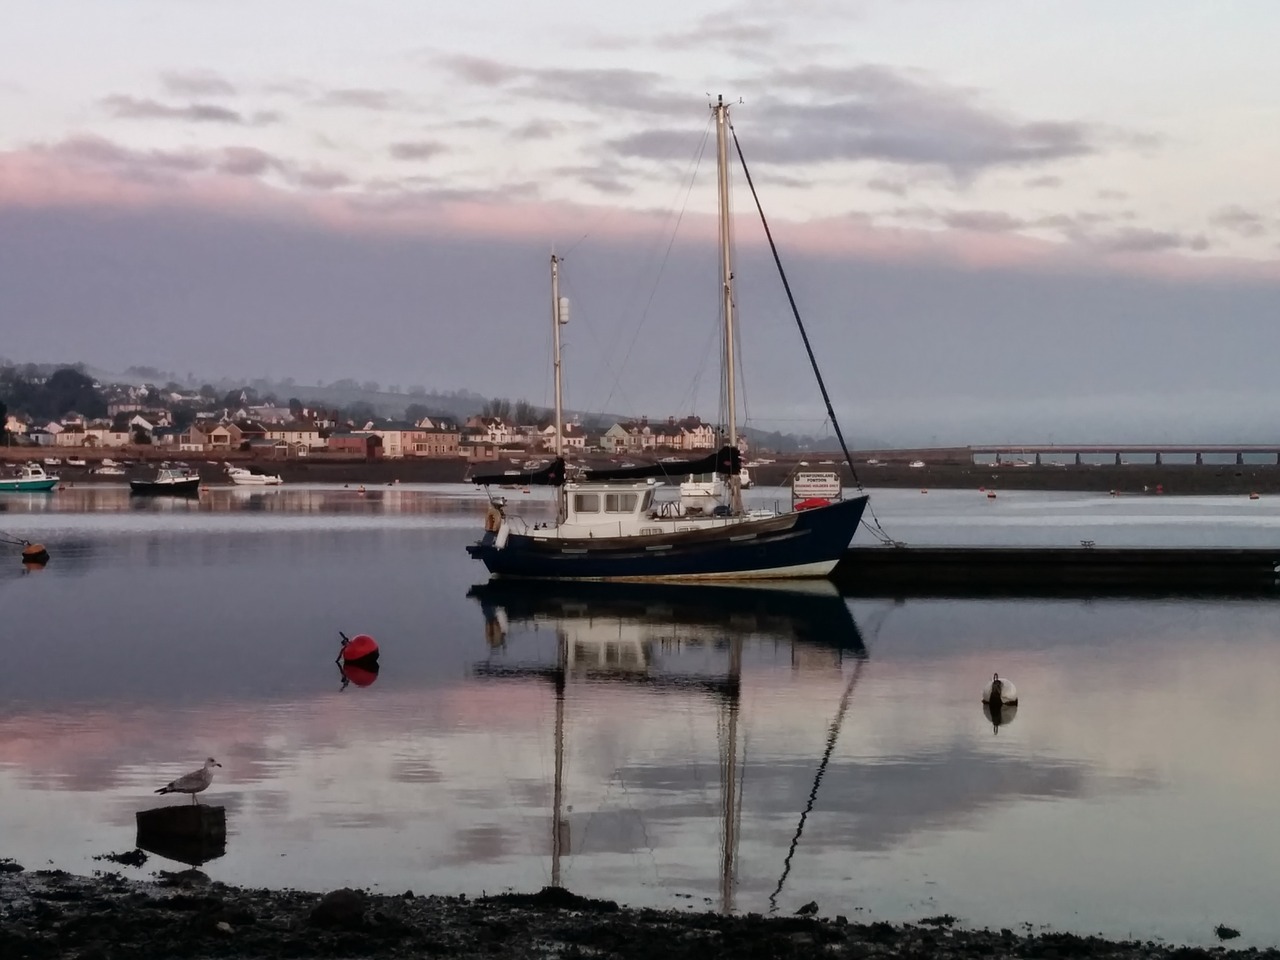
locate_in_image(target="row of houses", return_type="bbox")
[5,410,727,459]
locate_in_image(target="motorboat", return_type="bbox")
[0,462,59,492]
[225,463,283,486]
[130,464,201,495]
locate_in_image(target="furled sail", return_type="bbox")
[580,445,741,482]
[470,458,567,486]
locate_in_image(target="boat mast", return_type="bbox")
[713,96,743,514]
[551,253,568,523]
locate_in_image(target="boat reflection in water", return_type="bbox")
[467,580,865,912]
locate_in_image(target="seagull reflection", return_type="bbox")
[467,579,866,913]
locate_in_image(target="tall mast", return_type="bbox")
[713,96,743,513]
[551,253,564,460]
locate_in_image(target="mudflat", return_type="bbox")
[0,860,1262,960]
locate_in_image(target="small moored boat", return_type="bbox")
[225,463,283,486]
[130,464,201,495]
[0,462,59,493]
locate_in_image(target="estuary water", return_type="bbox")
[1,483,1279,947]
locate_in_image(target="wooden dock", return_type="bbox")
[833,545,1280,597]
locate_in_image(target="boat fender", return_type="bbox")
[495,524,510,550]
[484,505,503,533]
[794,498,830,511]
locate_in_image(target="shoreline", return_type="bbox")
[0,860,1260,959]
[10,451,1280,495]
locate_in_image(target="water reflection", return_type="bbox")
[469,581,866,912]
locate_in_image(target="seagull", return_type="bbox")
[154,757,221,804]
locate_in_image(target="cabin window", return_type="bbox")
[573,493,600,513]
[605,493,638,513]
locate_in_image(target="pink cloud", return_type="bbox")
[2,137,1279,285]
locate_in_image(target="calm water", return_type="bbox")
[2,483,1279,946]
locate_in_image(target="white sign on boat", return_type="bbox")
[792,471,842,499]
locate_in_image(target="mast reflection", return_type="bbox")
[468,580,866,912]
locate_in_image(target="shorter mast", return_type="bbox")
[551,253,568,523]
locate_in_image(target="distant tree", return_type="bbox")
[170,404,198,430]
[0,399,7,442]
[199,384,216,398]
[361,380,381,394]
[346,401,376,423]
[512,400,546,425]
[482,398,512,420]
[288,397,304,417]
[111,412,132,432]
[45,367,106,418]
[408,385,427,398]
[132,426,151,445]
[403,402,440,424]
[164,381,183,394]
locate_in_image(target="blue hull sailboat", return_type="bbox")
[467,97,869,581]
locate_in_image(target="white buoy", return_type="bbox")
[982,672,1018,705]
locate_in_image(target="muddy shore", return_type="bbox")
[0,860,1266,960]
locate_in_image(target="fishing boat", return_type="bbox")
[467,97,867,581]
[225,463,283,486]
[129,464,201,495]
[0,463,59,492]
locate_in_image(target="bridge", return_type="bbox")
[969,444,1280,466]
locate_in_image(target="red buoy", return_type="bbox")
[339,632,379,664]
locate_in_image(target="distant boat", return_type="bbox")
[225,463,283,486]
[0,462,59,493]
[130,464,201,495]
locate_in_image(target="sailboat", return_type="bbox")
[467,97,867,581]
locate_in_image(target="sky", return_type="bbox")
[2,0,1279,445]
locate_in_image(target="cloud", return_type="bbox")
[1025,175,1063,189]
[389,141,448,161]
[941,210,1029,233]
[511,119,564,141]
[437,56,688,118]
[738,65,1099,177]
[160,70,237,98]
[100,95,265,125]
[867,178,909,196]
[1087,226,1210,254]
[1212,205,1267,238]
[321,88,405,111]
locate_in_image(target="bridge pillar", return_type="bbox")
[1035,453,1041,465]
[1237,452,1245,465]
[1195,452,1203,465]
[1155,452,1162,465]
[1115,453,1122,466]
[1075,453,1082,465]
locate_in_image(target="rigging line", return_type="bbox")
[729,124,897,546]
[599,118,714,416]
[767,659,866,914]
